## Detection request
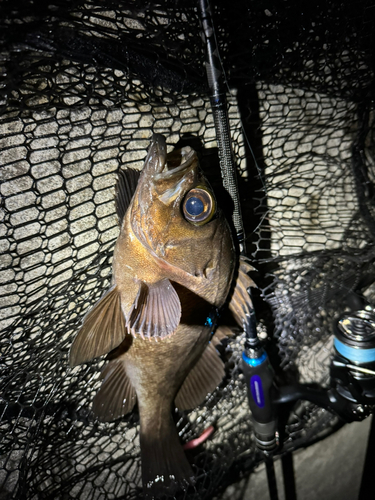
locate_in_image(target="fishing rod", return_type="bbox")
[198,4,375,500]
[197,0,244,248]
[198,1,279,499]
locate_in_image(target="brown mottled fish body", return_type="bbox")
[69,134,239,496]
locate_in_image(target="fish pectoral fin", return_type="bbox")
[175,342,225,411]
[115,168,141,225]
[126,279,181,340]
[69,285,126,367]
[92,359,137,422]
[228,255,257,330]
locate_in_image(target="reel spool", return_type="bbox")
[334,308,375,398]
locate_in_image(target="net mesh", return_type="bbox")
[1,1,375,498]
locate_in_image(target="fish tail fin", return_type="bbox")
[140,413,194,497]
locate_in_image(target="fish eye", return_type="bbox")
[182,186,216,225]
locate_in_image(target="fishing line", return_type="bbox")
[334,310,375,365]
[334,340,375,364]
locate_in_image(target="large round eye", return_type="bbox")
[182,186,216,225]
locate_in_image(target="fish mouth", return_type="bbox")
[144,134,168,175]
[144,135,198,206]
[145,134,198,180]
[158,147,197,180]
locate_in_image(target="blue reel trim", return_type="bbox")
[242,351,268,367]
[334,337,375,364]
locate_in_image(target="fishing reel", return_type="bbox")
[330,307,375,420]
[242,306,375,455]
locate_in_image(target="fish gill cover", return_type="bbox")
[0,0,375,499]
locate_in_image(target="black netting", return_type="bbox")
[1,1,375,499]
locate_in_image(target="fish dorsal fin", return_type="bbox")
[228,255,257,330]
[175,340,225,411]
[115,168,140,225]
[69,286,126,367]
[92,359,137,422]
[126,279,181,340]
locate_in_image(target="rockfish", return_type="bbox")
[69,134,253,496]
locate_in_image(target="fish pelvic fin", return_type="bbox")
[115,168,141,225]
[228,255,257,330]
[141,413,194,497]
[92,359,136,421]
[126,279,181,340]
[175,341,225,411]
[69,286,127,367]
